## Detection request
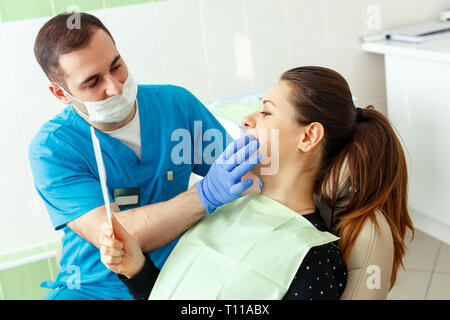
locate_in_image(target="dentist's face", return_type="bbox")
[242,81,304,176]
[57,28,129,107]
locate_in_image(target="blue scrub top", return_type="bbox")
[28,85,232,299]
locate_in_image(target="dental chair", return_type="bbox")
[316,157,395,300]
[341,210,394,300]
[316,197,394,300]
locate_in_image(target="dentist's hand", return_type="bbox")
[100,215,145,279]
[241,171,262,196]
[196,134,261,214]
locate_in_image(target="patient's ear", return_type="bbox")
[297,122,324,153]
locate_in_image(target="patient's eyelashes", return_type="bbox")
[260,111,271,117]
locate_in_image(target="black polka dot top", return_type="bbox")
[282,207,347,300]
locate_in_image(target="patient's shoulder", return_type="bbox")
[283,243,347,300]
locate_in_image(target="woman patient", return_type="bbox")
[100,66,413,300]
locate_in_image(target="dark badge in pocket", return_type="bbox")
[113,188,140,207]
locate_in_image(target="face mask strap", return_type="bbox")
[59,85,90,118]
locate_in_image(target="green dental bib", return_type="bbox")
[149,193,339,300]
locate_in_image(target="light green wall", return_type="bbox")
[0,241,59,300]
[0,0,166,23]
[0,257,58,300]
[0,242,59,265]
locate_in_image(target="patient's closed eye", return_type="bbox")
[260,111,271,117]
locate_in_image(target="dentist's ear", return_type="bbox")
[297,122,324,153]
[49,83,71,104]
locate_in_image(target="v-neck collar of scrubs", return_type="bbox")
[104,100,141,160]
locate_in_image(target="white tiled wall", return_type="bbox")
[0,0,448,256]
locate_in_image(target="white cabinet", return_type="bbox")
[363,39,450,245]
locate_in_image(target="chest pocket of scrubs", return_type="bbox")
[161,165,192,201]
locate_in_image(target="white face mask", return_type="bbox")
[62,73,138,123]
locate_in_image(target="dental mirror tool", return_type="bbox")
[90,126,114,236]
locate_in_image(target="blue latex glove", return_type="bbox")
[196,135,262,214]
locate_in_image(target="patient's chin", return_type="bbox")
[251,161,270,177]
[253,157,280,177]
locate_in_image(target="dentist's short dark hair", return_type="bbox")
[34,12,115,88]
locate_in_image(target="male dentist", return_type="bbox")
[29,12,260,300]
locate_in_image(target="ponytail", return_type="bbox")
[320,106,414,289]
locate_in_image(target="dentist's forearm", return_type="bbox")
[67,135,259,252]
[116,186,206,252]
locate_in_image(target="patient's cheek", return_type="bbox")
[250,164,261,176]
[258,139,273,166]
[247,129,277,168]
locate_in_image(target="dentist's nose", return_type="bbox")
[104,74,123,97]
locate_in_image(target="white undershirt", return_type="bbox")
[104,101,141,160]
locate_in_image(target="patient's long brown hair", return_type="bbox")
[281,66,414,289]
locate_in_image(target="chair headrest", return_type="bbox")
[315,157,352,228]
[315,157,395,299]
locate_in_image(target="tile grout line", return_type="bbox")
[0,251,57,272]
[49,0,56,15]
[322,0,331,67]
[362,0,373,105]
[240,0,255,90]
[423,241,442,299]
[198,0,213,101]
[0,240,60,264]
[0,13,33,192]
[150,0,167,82]
[0,174,30,185]
[432,270,450,275]
[0,10,18,102]
[282,0,293,67]
[0,4,32,184]
[47,256,56,282]
[404,267,450,273]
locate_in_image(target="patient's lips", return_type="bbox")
[245,129,258,141]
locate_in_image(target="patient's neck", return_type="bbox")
[259,166,317,215]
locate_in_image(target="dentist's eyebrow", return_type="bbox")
[80,54,121,86]
[262,99,277,107]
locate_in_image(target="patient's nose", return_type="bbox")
[242,114,256,130]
